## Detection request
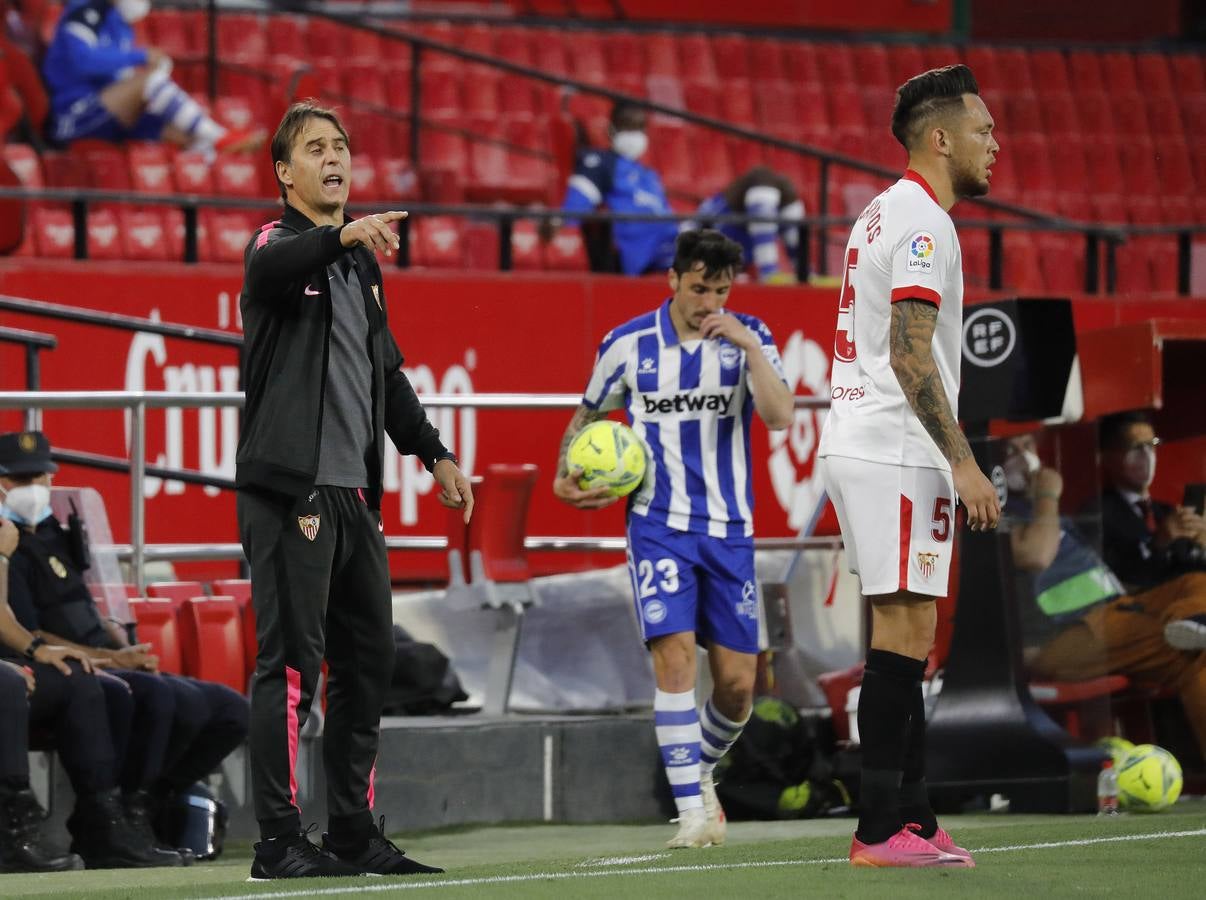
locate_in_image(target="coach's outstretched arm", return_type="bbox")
[552,405,620,510]
[889,299,1000,531]
[243,211,406,297]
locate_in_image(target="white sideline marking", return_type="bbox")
[206,827,1206,898]
[578,853,671,867]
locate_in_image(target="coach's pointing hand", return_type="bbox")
[434,458,475,524]
[340,211,406,256]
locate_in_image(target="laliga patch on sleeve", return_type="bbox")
[906,232,936,273]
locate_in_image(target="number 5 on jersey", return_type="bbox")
[834,248,858,362]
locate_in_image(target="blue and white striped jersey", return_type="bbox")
[582,299,786,538]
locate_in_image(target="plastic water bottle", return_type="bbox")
[1097,760,1119,815]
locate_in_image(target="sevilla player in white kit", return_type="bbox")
[817,65,1001,868]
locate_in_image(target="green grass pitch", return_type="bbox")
[4,803,1205,899]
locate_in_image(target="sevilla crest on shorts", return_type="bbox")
[917,551,938,579]
[298,514,321,542]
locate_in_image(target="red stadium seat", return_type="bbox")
[531,28,570,78]
[202,211,254,263]
[1100,51,1139,95]
[1183,94,1206,138]
[421,73,461,121]
[212,579,256,685]
[148,9,204,57]
[498,75,541,122]
[543,225,588,271]
[886,44,926,86]
[644,34,680,79]
[1118,141,1160,197]
[463,221,500,271]
[683,82,721,119]
[997,49,1033,93]
[463,72,501,125]
[1028,50,1071,94]
[173,151,213,194]
[964,46,1003,87]
[351,154,381,199]
[1156,145,1195,195]
[1134,53,1174,96]
[377,157,420,200]
[850,44,891,87]
[83,208,121,260]
[568,31,606,84]
[494,27,535,69]
[265,13,308,61]
[509,219,542,271]
[747,38,786,82]
[1003,92,1042,136]
[1169,54,1206,94]
[31,208,73,258]
[1001,232,1045,293]
[754,81,803,139]
[214,154,263,198]
[677,33,718,85]
[1111,93,1150,135]
[146,580,206,609]
[718,81,756,127]
[127,598,184,675]
[2,143,42,189]
[1083,142,1124,191]
[691,138,733,199]
[1067,50,1105,92]
[1038,91,1080,137]
[817,42,856,87]
[1076,91,1117,135]
[468,464,539,585]
[163,207,210,262]
[182,597,245,692]
[1145,96,1185,138]
[781,42,820,86]
[216,13,268,60]
[1039,234,1085,294]
[126,142,173,194]
[711,35,751,81]
[412,216,463,268]
[119,209,171,261]
[605,33,646,78]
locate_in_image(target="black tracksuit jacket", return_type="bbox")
[236,204,449,506]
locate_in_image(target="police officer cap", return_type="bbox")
[0,431,58,476]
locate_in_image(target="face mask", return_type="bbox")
[1004,449,1040,493]
[1124,445,1156,490]
[612,130,648,161]
[114,0,151,23]
[1,483,51,524]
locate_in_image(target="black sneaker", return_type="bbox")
[0,787,84,873]
[323,817,444,875]
[249,825,367,880]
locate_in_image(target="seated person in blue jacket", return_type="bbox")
[544,101,679,275]
[0,430,250,859]
[43,0,261,151]
[1003,431,1206,761]
[685,166,804,284]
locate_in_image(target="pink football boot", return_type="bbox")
[849,827,971,868]
[917,824,975,866]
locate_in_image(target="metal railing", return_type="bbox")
[0,326,55,430]
[0,390,834,591]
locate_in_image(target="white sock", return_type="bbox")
[699,698,749,778]
[654,688,703,815]
[143,74,225,149]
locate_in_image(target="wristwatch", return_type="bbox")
[23,636,46,661]
[428,451,459,472]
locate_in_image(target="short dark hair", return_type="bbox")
[673,228,743,280]
[270,101,350,201]
[609,101,645,129]
[890,65,980,150]
[1099,410,1152,450]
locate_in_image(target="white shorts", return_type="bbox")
[820,456,956,597]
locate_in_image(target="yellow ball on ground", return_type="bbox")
[1116,743,1182,812]
[567,420,647,497]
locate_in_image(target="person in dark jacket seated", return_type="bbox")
[1003,431,1206,760]
[0,430,249,862]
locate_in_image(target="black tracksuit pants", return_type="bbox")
[0,660,116,795]
[237,485,395,839]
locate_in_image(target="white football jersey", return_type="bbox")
[582,299,786,538]
[818,171,964,471]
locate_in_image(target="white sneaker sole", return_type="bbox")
[1165,619,1206,651]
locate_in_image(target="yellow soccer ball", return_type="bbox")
[1117,744,1182,812]
[567,420,647,497]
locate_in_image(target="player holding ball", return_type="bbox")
[554,228,794,849]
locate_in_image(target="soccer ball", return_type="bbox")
[1116,744,1182,812]
[567,420,647,497]
[1096,736,1135,767]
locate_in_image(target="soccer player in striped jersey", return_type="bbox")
[553,229,794,848]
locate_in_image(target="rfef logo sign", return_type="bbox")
[962,308,1016,367]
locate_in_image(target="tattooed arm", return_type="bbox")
[889,300,1000,531]
[552,405,619,509]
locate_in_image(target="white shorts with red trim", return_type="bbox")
[820,456,955,597]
